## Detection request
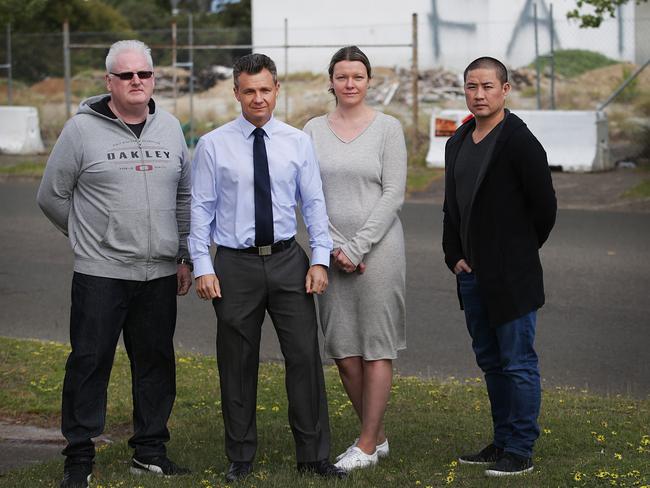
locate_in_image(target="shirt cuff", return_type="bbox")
[310,247,330,267]
[192,254,215,278]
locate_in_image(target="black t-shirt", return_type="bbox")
[89,96,150,138]
[454,122,502,265]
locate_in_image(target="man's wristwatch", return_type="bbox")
[176,257,193,272]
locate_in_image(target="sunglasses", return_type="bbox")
[109,71,154,80]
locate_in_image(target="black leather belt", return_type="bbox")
[219,237,295,256]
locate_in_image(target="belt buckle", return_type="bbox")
[258,245,272,256]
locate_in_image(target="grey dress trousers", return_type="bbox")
[212,241,331,463]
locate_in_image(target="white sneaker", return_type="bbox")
[376,438,390,458]
[336,438,389,461]
[334,446,378,471]
[335,438,359,462]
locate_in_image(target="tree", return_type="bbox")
[567,0,649,28]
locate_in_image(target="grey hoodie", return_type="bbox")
[37,94,191,281]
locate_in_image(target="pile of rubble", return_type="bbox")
[509,67,537,88]
[153,65,233,94]
[366,66,543,106]
[367,67,465,106]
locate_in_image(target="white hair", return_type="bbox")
[105,40,153,72]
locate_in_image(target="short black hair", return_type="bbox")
[233,53,277,88]
[463,56,508,84]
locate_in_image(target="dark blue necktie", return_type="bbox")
[253,127,274,246]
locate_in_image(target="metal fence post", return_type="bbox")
[172,21,177,115]
[6,23,12,105]
[284,18,289,121]
[188,13,194,148]
[411,12,419,156]
[64,20,71,119]
[550,2,555,110]
[534,4,541,110]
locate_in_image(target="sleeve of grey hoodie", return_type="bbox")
[176,124,191,260]
[36,119,84,237]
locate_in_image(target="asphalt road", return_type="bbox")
[1,180,649,397]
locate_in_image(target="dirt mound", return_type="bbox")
[30,78,66,96]
[575,63,650,85]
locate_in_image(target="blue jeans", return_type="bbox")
[458,272,540,458]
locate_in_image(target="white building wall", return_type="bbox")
[635,1,650,64]
[252,0,638,73]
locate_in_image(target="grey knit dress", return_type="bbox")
[304,112,407,360]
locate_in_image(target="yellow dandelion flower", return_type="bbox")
[415,481,421,485]
[614,453,622,460]
[543,428,552,435]
[449,460,457,467]
[574,472,583,481]
[272,405,280,412]
[596,434,606,442]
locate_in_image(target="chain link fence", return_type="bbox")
[1,8,649,152]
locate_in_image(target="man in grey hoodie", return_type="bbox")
[37,40,191,488]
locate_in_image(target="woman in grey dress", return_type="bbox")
[304,46,406,472]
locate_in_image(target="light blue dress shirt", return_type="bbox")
[189,115,333,278]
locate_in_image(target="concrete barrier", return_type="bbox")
[0,106,45,155]
[426,109,610,172]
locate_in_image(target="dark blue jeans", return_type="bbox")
[61,272,177,462]
[458,272,541,458]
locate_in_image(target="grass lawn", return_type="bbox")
[0,161,47,177]
[0,337,648,487]
[623,178,650,200]
[407,166,444,194]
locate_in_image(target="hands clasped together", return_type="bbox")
[331,248,366,275]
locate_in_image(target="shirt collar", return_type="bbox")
[238,114,277,139]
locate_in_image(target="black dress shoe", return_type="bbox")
[297,459,348,479]
[225,461,252,482]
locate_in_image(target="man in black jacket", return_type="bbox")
[442,57,556,477]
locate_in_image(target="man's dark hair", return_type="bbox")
[233,53,277,88]
[463,56,508,84]
[327,45,372,99]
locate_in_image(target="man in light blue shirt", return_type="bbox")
[189,53,344,482]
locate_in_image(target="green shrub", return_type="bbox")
[529,49,618,78]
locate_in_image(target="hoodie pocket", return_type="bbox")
[101,209,179,261]
[150,209,179,260]
[101,210,148,259]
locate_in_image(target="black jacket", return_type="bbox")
[442,112,557,326]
